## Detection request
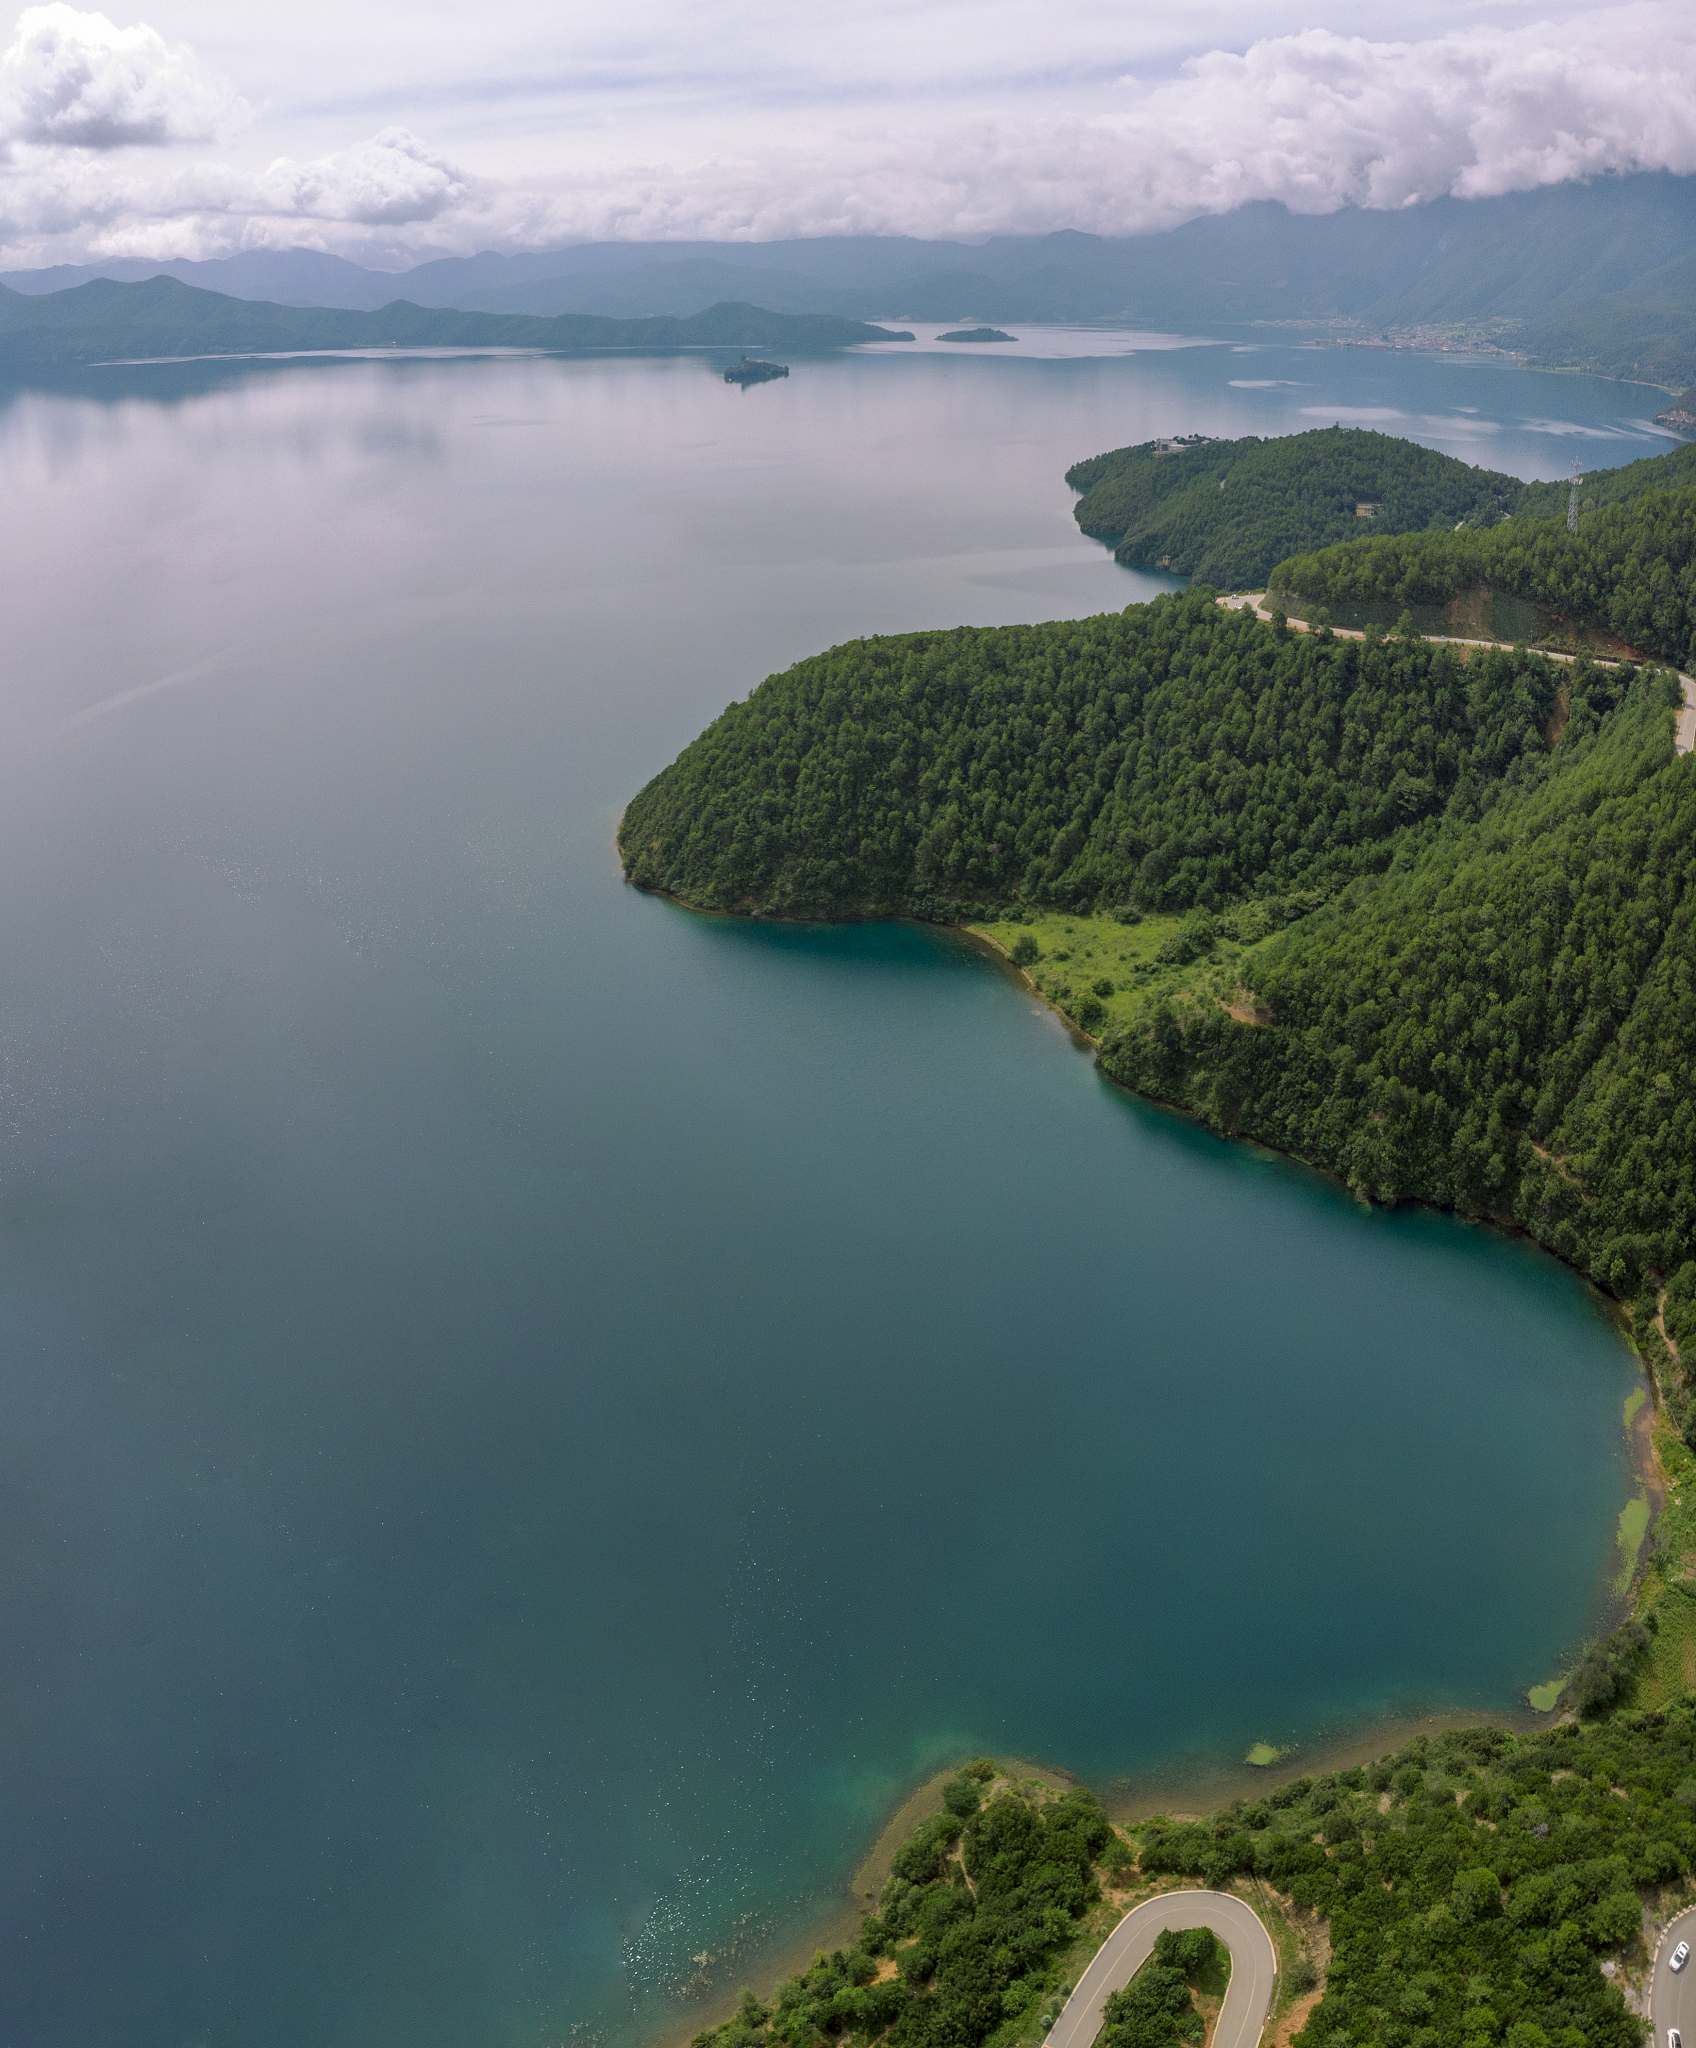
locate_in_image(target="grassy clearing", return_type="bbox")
[1616,1488,1652,1598]
[1634,1420,1696,1709]
[1637,1581,1696,1709]
[968,909,1279,1040]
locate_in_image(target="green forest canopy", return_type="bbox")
[1269,483,1696,668]
[620,597,1565,921]
[690,1713,1696,2048]
[1067,428,1524,587]
[689,1764,1115,2048]
[1513,440,1696,522]
[1067,428,1696,593]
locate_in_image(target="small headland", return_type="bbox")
[666,1712,1696,2048]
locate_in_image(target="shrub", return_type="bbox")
[1589,1889,1643,1947]
[1157,909,1219,967]
[1566,1622,1651,1718]
[942,1773,982,1818]
[1011,932,1041,966]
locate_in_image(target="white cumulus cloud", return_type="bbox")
[0,2,242,149]
[1,0,1695,262]
[505,4,1696,241]
[1104,9,1696,223]
[251,128,471,226]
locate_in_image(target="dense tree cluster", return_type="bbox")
[1096,1928,1220,2048]
[1270,485,1696,668]
[1565,1621,1655,1718]
[1513,441,1696,523]
[1066,428,1523,588]
[688,1766,1114,2048]
[1099,665,1696,1296]
[1138,1713,1696,2048]
[620,594,1560,919]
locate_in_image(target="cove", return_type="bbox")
[0,338,1657,2048]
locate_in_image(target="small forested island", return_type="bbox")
[693,1708,1696,2048]
[938,328,1017,343]
[725,357,789,385]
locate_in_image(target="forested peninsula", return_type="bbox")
[689,1713,1696,2048]
[621,444,1696,1438]
[1068,428,1525,587]
[1067,428,1696,591]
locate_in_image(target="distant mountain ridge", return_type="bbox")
[7,173,1694,382]
[0,276,909,367]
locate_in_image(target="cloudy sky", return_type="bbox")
[1,0,1693,267]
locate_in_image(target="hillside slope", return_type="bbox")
[618,594,1563,921]
[1067,428,1523,586]
[1100,666,1693,1299]
[1268,485,1696,666]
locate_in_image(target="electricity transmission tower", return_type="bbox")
[1569,458,1582,532]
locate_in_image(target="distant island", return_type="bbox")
[724,357,788,385]
[938,327,1016,342]
[0,276,913,369]
[690,1704,1696,2048]
[621,432,1696,1524]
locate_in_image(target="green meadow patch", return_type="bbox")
[969,907,1283,1040]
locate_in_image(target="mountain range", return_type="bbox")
[6,173,1694,384]
[0,277,908,367]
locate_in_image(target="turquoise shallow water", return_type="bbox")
[0,336,1657,2047]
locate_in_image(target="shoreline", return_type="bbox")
[650,1760,1076,2048]
[647,1686,1630,2048]
[956,917,1651,1370]
[627,873,1659,1492]
[625,886,1663,2048]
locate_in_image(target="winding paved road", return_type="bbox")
[1217,594,1696,757]
[1045,1890,1278,2048]
[1650,1904,1696,2046]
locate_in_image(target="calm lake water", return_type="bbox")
[0,332,1661,2047]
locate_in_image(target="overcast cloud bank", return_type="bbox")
[1,1,1693,264]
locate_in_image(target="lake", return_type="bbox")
[0,331,1659,2047]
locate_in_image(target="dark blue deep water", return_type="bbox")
[0,334,1661,2047]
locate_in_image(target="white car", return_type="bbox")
[1670,2028,1682,2048]
[1674,1942,1691,1973]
